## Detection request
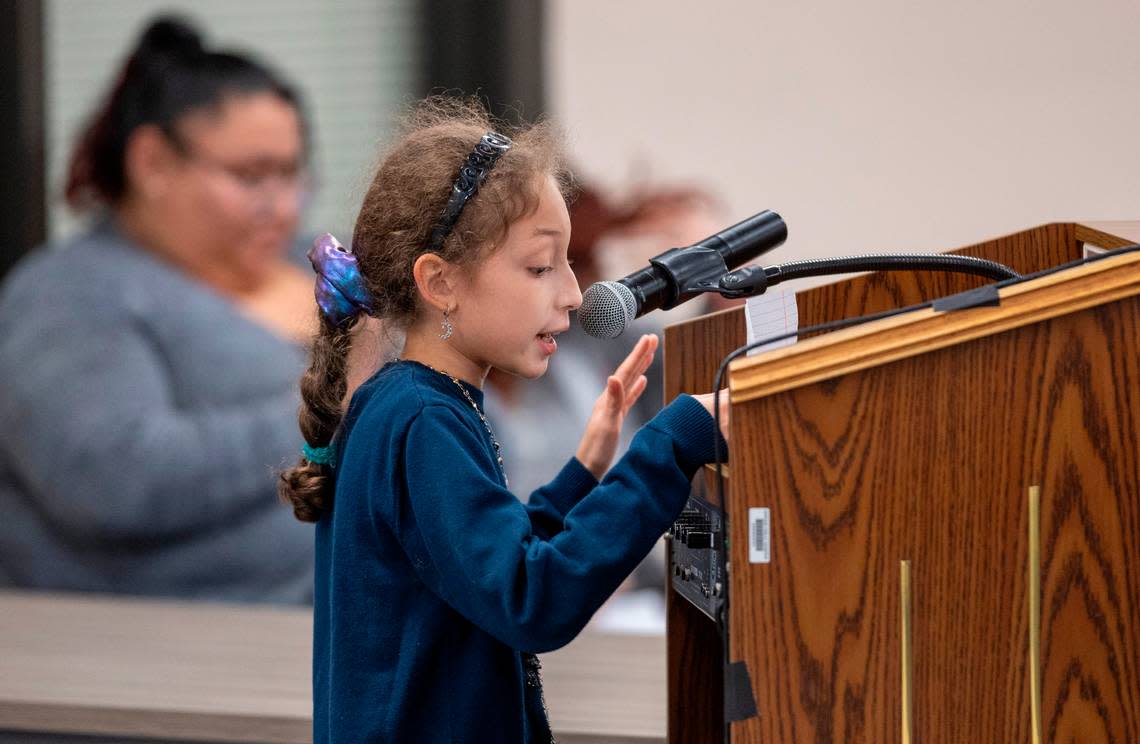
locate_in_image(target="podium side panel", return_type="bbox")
[664,308,745,744]
[724,295,1140,743]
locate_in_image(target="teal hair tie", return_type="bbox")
[302,442,336,466]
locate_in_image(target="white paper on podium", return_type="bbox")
[744,288,799,356]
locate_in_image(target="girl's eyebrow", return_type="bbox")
[532,227,563,238]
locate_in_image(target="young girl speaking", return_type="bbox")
[279,99,729,743]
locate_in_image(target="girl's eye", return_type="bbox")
[529,266,554,276]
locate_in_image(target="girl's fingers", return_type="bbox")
[633,335,658,375]
[614,334,657,387]
[605,376,624,415]
[612,336,648,382]
[623,374,648,413]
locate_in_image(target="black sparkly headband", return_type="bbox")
[427,131,512,252]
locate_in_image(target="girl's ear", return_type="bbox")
[412,253,461,313]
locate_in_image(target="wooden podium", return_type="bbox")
[663,221,1140,743]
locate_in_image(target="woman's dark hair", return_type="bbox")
[65,15,306,209]
[278,97,569,522]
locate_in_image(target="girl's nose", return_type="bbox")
[562,271,583,311]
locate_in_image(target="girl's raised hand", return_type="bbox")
[575,334,658,480]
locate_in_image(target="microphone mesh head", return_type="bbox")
[578,281,636,339]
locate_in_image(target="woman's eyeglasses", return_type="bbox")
[167,134,312,212]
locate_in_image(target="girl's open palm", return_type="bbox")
[575,334,658,480]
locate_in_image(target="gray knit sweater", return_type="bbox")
[0,219,314,603]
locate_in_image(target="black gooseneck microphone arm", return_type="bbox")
[709,253,1020,299]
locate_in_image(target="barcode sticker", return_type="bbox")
[749,507,771,564]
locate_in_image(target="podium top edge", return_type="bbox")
[1075,220,1140,247]
[728,249,1140,404]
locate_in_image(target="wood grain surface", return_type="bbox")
[1076,221,1140,248]
[727,293,1140,743]
[664,221,1140,743]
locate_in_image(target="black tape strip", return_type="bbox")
[725,660,759,722]
[932,284,1001,312]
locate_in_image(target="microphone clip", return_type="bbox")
[715,266,772,298]
[651,247,730,310]
[674,265,771,300]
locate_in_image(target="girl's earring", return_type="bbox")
[439,309,454,341]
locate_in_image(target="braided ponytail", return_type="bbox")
[278,315,354,522]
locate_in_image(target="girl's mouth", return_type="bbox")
[537,332,558,355]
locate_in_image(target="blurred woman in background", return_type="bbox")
[0,16,316,603]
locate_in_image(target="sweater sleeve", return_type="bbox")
[398,394,723,653]
[0,289,300,542]
[523,457,597,540]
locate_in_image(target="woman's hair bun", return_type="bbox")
[132,15,205,65]
[65,12,303,209]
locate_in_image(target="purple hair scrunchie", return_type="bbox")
[307,233,373,327]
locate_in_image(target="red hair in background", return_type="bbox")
[567,181,720,288]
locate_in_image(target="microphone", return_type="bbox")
[578,210,787,339]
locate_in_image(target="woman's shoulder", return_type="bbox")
[1,221,163,308]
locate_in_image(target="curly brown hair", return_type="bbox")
[278,97,570,522]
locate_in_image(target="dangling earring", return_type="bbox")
[439,308,454,341]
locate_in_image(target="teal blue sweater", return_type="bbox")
[314,360,724,742]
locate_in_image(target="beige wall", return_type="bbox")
[547,0,1140,271]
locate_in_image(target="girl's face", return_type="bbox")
[450,175,582,380]
[142,92,305,291]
